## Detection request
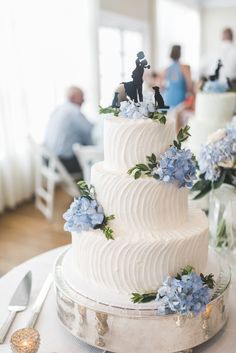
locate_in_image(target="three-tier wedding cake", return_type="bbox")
[69,116,208,302]
[56,53,230,353]
[62,52,211,309]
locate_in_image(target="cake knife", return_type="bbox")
[26,273,53,329]
[0,271,32,344]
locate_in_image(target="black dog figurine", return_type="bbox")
[152,86,169,109]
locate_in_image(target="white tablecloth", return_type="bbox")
[0,246,235,353]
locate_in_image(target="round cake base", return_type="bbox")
[54,248,230,353]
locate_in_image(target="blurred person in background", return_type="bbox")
[44,86,93,174]
[200,28,236,87]
[161,45,193,108]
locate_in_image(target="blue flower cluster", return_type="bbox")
[156,272,211,315]
[199,124,236,181]
[119,99,155,119]
[153,146,197,188]
[203,80,228,93]
[63,197,105,232]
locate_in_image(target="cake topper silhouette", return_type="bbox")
[152,86,169,110]
[123,51,150,103]
[226,77,233,90]
[209,59,223,81]
[111,92,120,108]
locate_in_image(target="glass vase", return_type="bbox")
[208,184,236,255]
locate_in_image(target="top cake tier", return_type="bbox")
[103,116,176,173]
[195,92,236,124]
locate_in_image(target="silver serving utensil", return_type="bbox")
[0,271,32,344]
[10,274,53,353]
[26,273,53,329]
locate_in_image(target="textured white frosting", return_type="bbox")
[104,116,176,172]
[68,113,210,299]
[188,92,236,156]
[71,207,208,295]
[91,162,188,236]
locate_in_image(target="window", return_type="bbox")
[99,12,149,106]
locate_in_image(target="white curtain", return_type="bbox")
[0,0,99,212]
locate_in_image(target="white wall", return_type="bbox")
[100,0,152,21]
[201,6,236,55]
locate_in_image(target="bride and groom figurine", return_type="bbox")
[112,51,169,110]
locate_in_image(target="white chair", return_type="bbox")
[33,143,80,220]
[73,144,104,183]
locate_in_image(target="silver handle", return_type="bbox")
[0,311,17,344]
[27,311,39,329]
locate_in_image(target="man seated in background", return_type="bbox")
[44,86,93,174]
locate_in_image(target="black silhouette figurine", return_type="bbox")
[123,51,150,103]
[112,92,120,108]
[209,59,223,81]
[227,77,232,90]
[152,86,169,110]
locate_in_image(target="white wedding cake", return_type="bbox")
[58,54,230,353]
[188,91,236,156]
[63,112,208,305]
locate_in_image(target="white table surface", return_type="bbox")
[0,246,235,353]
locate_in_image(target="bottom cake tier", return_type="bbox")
[69,207,208,304]
[54,247,230,353]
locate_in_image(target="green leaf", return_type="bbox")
[103,226,115,240]
[128,154,157,180]
[131,292,157,303]
[134,170,142,179]
[153,173,160,180]
[127,167,135,175]
[146,153,157,169]
[100,214,115,240]
[173,140,180,149]
[159,115,166,124]
[135,164,149,171]
[175,265,194,279]
[181,265,195,275]
[193,182,212,199]
[149,111,167,125]
[99,105,119,116]
[105,214,115,222]
[175,125,191,149]
[213,169,226,189]
[78,180,95,198]
[200,273,215,289]
[191,178,211,192]
[216,218,227,248]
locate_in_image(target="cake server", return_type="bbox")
[0,270,32,344]
[26,273,53,329]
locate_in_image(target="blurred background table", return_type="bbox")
[0,246,235,353]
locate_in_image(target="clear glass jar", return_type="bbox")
[208,184,236,253]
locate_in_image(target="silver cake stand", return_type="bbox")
[54,249,230,353]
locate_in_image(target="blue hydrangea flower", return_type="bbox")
[119,98,155,119]
[156,272,211,315]
[155,146,197,188]
[203,80,228,93]
[199,124,236,181]
[63,197,105,232]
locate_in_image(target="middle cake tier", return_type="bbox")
[91,162,188,237]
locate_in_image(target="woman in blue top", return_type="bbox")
[162,45,192,108]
